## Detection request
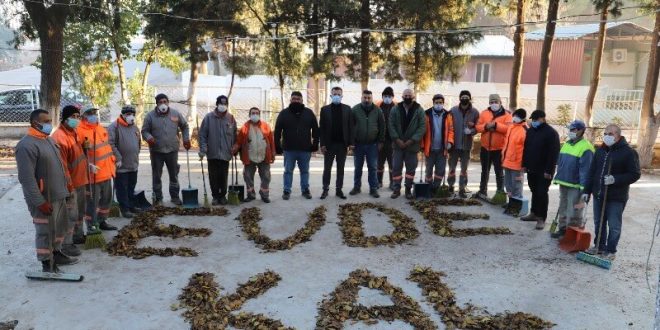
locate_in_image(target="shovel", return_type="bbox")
[414,152,431,199]
[227,155,243,205]
[181,150,199,208]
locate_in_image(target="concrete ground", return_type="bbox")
[0,149,659,330]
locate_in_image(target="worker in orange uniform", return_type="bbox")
[475,94,511,202]
[51,105,88,257]
[77,108,117,232]
[501,109,528,216]
[421,94,455,193]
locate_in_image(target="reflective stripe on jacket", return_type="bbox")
[77,120,116,183]
[52,126,88,188]
[553,138,595,190]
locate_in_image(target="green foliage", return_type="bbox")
[79,60,116,108]
[126,70,155,126]
[135,38,187,75]
[221,39,257,79]
[556,103,573,126]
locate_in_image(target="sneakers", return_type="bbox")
[99,220,117,231]
[336,189,347,199]
[405,187,414,200]
[550,228,566,239]
[282,191,291,200]
[153,198,163,207]
[211,198,220,206]
[53,250,78,265]
[520,213,538,222]
[42,260,60,273]
[320,190,329,200]
[390,190,401,199]
[603,253,616,261]
[349,187,361,195]
[129,207,143,214]
[585,247,603,255]
[61,244,81,257]
[171,197,183,206]
[72,235,86,245]
[475,191,489,200]
[535,219,546,230]
[458,189,468,199]
[302,190,312,199]
[218,197,228,205]
[261,195,271,203]
[244,195,256,202]
[369,189,380,198]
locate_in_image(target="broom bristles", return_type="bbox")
[84,233,106,250]
[491,191,507,205]
[109,203,121,218]
[576,252,612,269]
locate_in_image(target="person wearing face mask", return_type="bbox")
[448,90,480,198]
[421,94,454,193]
[521,110,560,230]
[377,86,396,189]
[388,89,426,199]
[141,93,190,206]
[582,124,640,261]
[274,91,319,200]
[231,107,276,203]
[108,105,142,218]
[319,86,353,200]
[51,105,88,255]
[550,120,594,239]
[16,109,78,271]
[77,107,118,232]
[475,94,511,202]
[501,109,528,217]
[199,95,237,205]
[350,90,385,198]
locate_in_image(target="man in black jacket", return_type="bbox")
[377,86,396,189]
[274,91,320,200]
[582,124,640,260]
[521,110,560,229]
[319,87,353,199]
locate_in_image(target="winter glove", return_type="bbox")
[463,127,472,135]
[581,194,590,203]
[116,160,122,169]
[146,137,156,146]
[38,202,53,215]
[198,151,206,160]
[88,164,100,174]
[183,141,191,150]
[604,175,615,185]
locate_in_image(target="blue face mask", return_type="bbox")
[331,95,342,105]
[38,123,53,135]
[86,115,98,124]
[531,121,541,129]
[66,118,80,129]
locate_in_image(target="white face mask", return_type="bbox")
[250,114,260,123]
[157,104,168,113]
[490,103,501,111]
[568,132,578,140]
[512,116,523,123]
[124,114,135,125]
[433,104,443,111]
[603,135,616,146]
[383,96,393,105]
[216,105,227,113]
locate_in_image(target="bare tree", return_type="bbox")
[535,0,560,112]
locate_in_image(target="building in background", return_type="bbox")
[458,35,514,84]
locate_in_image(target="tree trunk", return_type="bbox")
[636,1,660,168]
[359,0,370,91]
[137,59,153,127]
[584,5,609,128]
[312,1,321,115]
[199,61,208,75]
[412,18,422,95]
[228,39,237,99]
[536,0,560,112]
[509,0,526,110]
[23,1,69,124]
[114,50,129,107]
[210,51,222,76]
[187,58,199,122]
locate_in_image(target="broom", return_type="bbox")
[109,180,120,218]
[486,127,507,205]
[576,161,612,270]
[196,116,210,207]
[84,135,106,250]
[436,172,451,198]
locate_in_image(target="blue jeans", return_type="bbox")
[115,171,137,211]
[283,150,311,193]
[353,143,379,190]
[592,198,626,254]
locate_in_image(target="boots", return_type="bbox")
[53,250,78,265]
[405,187,414,200]
[320,189,329,200]
[336,189,347,199]
[99,220,117,231]
[520,212,538,222]
[42,260,60,273]
[61,244,81,257]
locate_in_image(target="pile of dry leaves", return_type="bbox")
[408,266,554,329]
[338,203,420,247]
[178,271,292,329]
[0,145,14,159]
[106,206,227,259]
[409,199,511,237]
[237,206,326,252]
[316,269,437,329]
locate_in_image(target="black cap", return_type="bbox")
[216,95,228,105]
[459,90,471,99]
[291,91,303,98]
[61,105,80,122]
[382,86,394,97]
[121,105,136,114]
[530,110,546,120]
[155,93,168,102]
[513,108,527,120]
[432,94,445,101]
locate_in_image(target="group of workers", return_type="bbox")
[16,87,640,272]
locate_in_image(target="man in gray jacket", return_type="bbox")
[449,90,480,198]
[109,105,141,218]
[198,95,237,205]
[141,94,190,206]
[16,109,78,272]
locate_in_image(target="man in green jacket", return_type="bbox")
[350,90,385,198]
[388,89,426,199]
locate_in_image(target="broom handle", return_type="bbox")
[186,150,191,189]
[595,157,611,250]
[195,116,208,195]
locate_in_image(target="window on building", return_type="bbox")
[476,63,491,83]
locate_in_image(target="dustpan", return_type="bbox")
[228,155,243,205]
[182,150,199,208]
[414,153,431,199]
[559,226,592,252]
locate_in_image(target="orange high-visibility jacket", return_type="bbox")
[421,109,455,157]
[501,122,528,171]
[52,126,89,189]
[76,120,116,183]
[234,120,276,166]
[476,108,512,151]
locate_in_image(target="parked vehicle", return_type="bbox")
[0,87,88,122]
